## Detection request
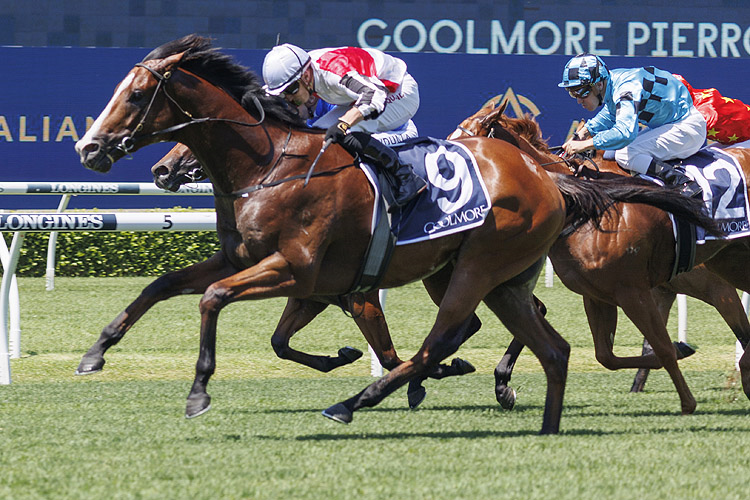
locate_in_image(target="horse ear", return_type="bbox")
[162,51,188,69]
[483,101,507,123]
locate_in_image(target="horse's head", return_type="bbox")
[447,101,509,140]
[75,49,192,173]
[152,143,207,192]
[76,34,308,176]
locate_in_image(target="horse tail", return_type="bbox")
[550,173,724,238]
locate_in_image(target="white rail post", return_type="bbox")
[45,193,71,291]
[677,294,687,343]
[0,231,21,361]
[0,232,25,383]
[545,257,554,287]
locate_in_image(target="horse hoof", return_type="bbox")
[185,394,212,419]
[496,386,517,410]
[322,403,352,424]
[338,346,364,364]
[451,358,476,375]
[75,357,105,375]
[674,341,697,359]
[407,384,427,410]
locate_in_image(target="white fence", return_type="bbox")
[0,181,214,385]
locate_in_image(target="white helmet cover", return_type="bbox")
[262,43,311,95]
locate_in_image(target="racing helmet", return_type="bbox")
[558,53,609,88]
[262,43,311,95]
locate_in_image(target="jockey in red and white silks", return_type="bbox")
[264,45,419,144]
[263,44,426,207]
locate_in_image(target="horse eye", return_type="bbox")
[130,89,145,103]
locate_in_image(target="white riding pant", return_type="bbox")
[310,73,420,145]
[614,106,707,174]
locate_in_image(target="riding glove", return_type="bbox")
[325,120,350,144]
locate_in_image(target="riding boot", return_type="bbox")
[645,159,703,198]
[343,133,427,209]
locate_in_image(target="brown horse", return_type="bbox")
[74,35,716,433]
[76,139,474,409]
[450,102,750,410]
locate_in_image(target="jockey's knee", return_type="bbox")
[615,149,652,175]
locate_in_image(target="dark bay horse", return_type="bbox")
[74,35,716,433]
[78,138,474,409]
[450,102,750,410]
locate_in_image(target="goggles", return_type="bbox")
[283,79,302,96]
[568,85,592,99]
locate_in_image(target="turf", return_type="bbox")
[1,276,747,499]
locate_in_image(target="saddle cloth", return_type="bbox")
[679,146,750,242]
[370,137,491,245]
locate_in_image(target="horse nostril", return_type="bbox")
[83,142,100,154]
[152,165,169,178]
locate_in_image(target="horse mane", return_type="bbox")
[142,34,308,128]
[495,113,552,153]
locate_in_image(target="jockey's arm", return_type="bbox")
[338,107,364,128]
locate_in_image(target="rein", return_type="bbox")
[455,121,593,176]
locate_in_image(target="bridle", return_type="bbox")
[127,60,355,198]
[116,61,267,156]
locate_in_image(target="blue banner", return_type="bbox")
[3,46,750,209]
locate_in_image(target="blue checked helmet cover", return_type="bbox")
[558,53,609,88]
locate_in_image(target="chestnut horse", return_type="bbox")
[449,102,750,410]
[74,35,716,433]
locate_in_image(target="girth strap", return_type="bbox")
[671,216,696,278]
[348,196,396,293]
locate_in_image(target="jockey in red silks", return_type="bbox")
[262,44,426,209]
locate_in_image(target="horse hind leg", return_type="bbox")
[322,307,483,425]
[483,283,570,435]
[404,267,481,409]
[618,293,696,414]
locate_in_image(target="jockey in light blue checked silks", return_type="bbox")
[559,53,706,198]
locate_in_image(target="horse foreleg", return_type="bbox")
[494,339,524,409]
[270,298,363,372]
[349,291,401,371]
[185,252,306,418]
[583,296,664,370]
[493,295,544,409]
[483,284,569,435]
[76,251,235,375]
[631,284,675,392]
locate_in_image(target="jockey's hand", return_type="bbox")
[325,120,350,145]
[562,137,595,157]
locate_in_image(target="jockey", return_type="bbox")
[262,43,427,208]
[559,53,706,198]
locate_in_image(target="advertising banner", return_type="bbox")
[3,45,750,208]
